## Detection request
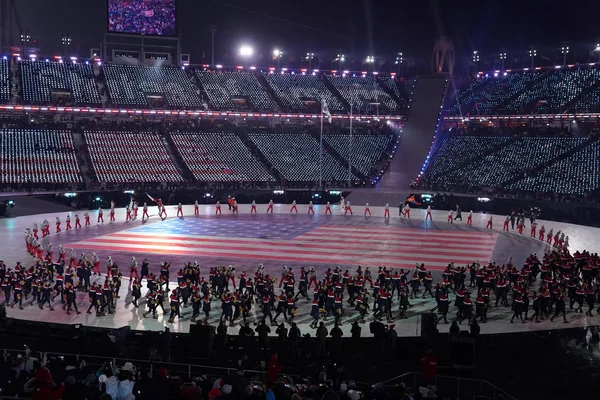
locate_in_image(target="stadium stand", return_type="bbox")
[102,64,202,108]
[19,60,101,105]
[0,129,81,184]
[425,134,512,180]
[84,131,184,183]
[447,67,600,115]
[326,75,401,115]
[248,128,357,182]
[446,72,542,116]
[196,71,276,111]
[504,68,600,114]
[171,132,275,182]
[0,58,10,102]
[264,73,345,113]
[324,129,395,176]
[377,76,410,106]
[424,136,587,190]
[507,140,600,195]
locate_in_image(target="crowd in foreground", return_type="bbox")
[0,346,420,400]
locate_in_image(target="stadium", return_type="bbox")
[0,1,599,399]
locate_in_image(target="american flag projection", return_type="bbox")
[66,219,497,270]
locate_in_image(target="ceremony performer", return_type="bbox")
[251,200,257,214]
[403,203,410,218]
[142,202,149,220]
[233,200,239,214]
[538,224,545,241]
[384,203,390,218]
[194,200,199,215]
[325,202,332,215]
[109,201,116,222]
[216,201,222,214]
[364,203,371,216]
[84,212,90,226]
[447,210,453,223]
[66,214,71,230]
[75,213,81,228]
[177,203,183,218]
[133,202,139,219]
[467,210,473,225]
[503,216,510,232]
[97,207,104,224]
[267,199,274,213]
[344,201,353,215]
[290,200,298,213]
[55,216,61,233]
[486,215,493,229]
[125,205,132,221]
[426,205,432,221]
[308,201,314,214]
[530,221,538,238]
[32,222,39,239]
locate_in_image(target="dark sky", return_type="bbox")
[10,0,600,71]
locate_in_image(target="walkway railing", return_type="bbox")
[380,372,518,400]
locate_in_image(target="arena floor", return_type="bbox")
[2,203,599,337]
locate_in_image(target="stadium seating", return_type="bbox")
[504,68,600,114]
[326,75,401,115]
[507,141,600,195]
[324,131,395,176]
[0,129,81,184]
[425,135,512,180]
[249,129,356,181]
[103,64,201,108]
[19,60,101,105]
[196,71,275,111]
[447,67,600,115]
[264,73,345,113]
[84,131,183,183]
[171,132,275,182]
[0,59,10,102]
[377,76,410,105]
[446,72,541,115]
[425,136,586,190]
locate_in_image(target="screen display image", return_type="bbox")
[108,0,177,36]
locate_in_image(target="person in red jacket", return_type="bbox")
[420,349,438,386]
[266,353,281,387]
[32,367,65,400]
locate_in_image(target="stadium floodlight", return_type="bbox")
[336,54,345,71]
[306,52,315,70]
[561,45,569,66]
[528,47,537,68]
[273,49,282,69]
[472,50,480,63]
[499,52,507,70]
[365,55,375,63]
[239,45,254,57]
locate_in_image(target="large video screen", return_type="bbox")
[108,0,177,36]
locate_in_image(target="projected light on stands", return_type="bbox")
[123,190,135,194]
[205,193,212,198]
[64,193,77,198]
[477,197,491,203]
[7,200,15,207]
[273,190,285,195]
[328,190,341,196]
[95,197,102,202]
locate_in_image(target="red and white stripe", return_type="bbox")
[67,225,496,270]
